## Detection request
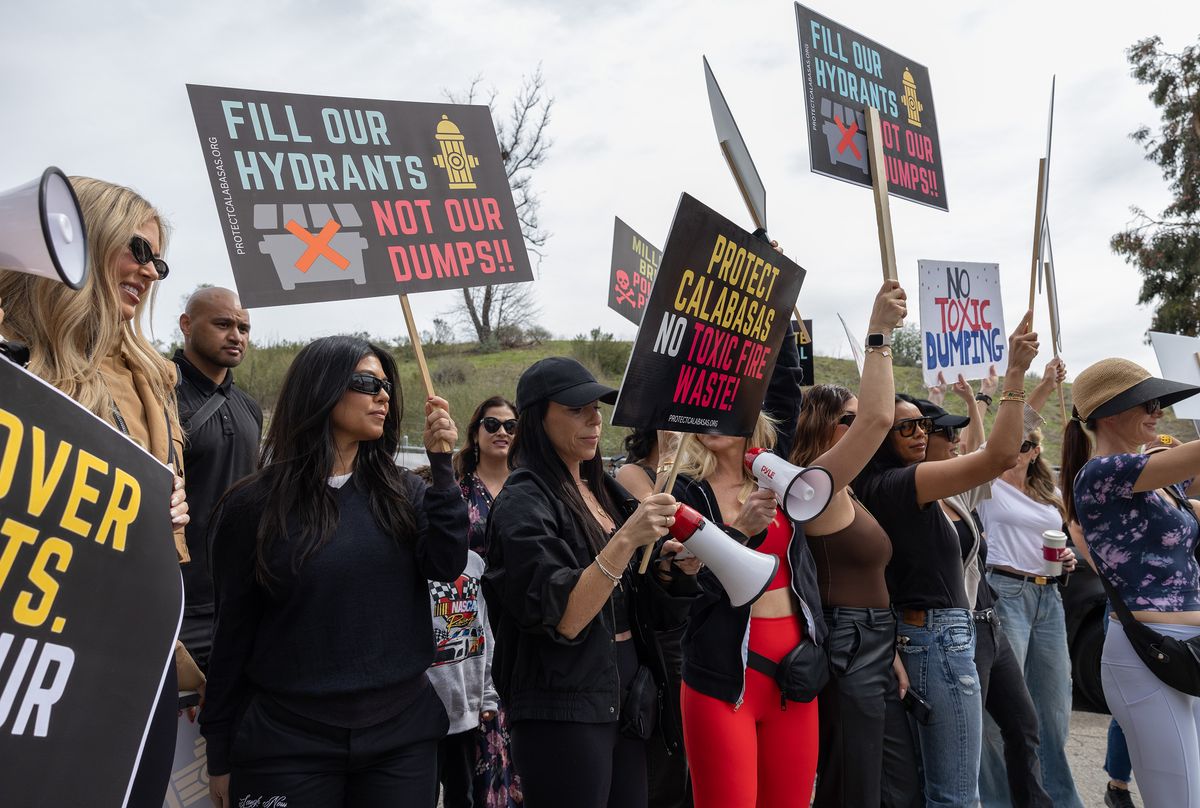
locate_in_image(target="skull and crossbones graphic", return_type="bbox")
[614,270,636,306]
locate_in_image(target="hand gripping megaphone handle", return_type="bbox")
[636,433,694,574]
[667,503,778,608]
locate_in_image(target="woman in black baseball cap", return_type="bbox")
[482,357,698,808]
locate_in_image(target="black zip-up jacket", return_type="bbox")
[672,474,826,706]
[482,468,698,752]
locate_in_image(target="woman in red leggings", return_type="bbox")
[671,410,821,808]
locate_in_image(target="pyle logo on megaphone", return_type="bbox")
[0,167,88,289]
[668,504,778,608]
[744,448,834,524]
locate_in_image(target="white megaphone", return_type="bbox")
[744,448,833,524]
[0,167,88,289]
[668,504,779,608]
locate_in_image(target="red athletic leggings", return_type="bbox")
[681,616,819,808]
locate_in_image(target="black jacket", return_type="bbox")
[672,474,826,705]
[482,468,698,752]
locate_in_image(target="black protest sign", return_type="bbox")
[794,319,815,385]
[608,217,661,326]
[612,194,805,436]
[0,360,180,808]
[794,3,948,211]
[187,84,533,307]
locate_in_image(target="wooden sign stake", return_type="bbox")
[793,307,811,344]
[1027,158,1048,315]
[1043,260,1068,421]
[399,294,452,454]
[865,107,898,282]
[638,432,695,574]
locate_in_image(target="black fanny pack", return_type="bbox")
[1098,571,1200,697]
[618,664,659,740]
[747,639,830,705]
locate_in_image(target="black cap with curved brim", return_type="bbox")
[1089,377,1200,420]
[516,357,618,412]
[912,397,970,429]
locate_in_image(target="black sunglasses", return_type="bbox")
[130,236,169,280]
[1020,439,1040,453]
[481,416,518,434]
[347,373,393,396]
[1143,399,1163,414]
[932,425,960,442]
[892,417,934,438]
[837,412,856,427]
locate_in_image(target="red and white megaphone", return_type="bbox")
[744,448,833,524]
[668,504,778,608]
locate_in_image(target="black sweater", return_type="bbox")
[200,453,467,775]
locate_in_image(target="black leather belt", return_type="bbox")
[989,567,1054,586]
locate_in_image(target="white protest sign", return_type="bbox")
[1150,331,1200,420]
[837,312,864,378]
[918,259,1008,386]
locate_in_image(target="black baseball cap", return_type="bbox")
[912,397,970,429]
[516,357,618,411]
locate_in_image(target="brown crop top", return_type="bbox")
[807,497,893,609]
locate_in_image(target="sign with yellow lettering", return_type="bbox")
[608,217,661,326]
[612,194,805,436]
[0,359,180,807]
[794,3,948,211]
[186,84,533,307]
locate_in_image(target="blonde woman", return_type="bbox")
[0,177,190,807]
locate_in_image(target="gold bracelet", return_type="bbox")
[998,390,1026,404]
[864,346,892,358]
[594,556,622,585]
[656,461,674,475]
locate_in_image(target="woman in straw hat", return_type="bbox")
[1061,358,1200,808]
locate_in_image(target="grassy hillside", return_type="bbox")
[231,339,1198,462]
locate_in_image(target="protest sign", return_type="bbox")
[186,84,532,307]
[164,719,207,808]
[794,4,947,211]
[1029,78,1056,310]
[612,193,805,437]
[794,319,815,386]
[837,313,864,377]
[0,359,181,808]
[608,217,661,326]
[703,57,768,229]
[1150,332,1200,421]
[918,260,1008,386]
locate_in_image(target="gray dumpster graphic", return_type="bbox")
[254,202,369,291]
[820,98,868,175]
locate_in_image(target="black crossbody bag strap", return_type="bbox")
[183,388,227,434]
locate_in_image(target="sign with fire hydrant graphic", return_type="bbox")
[608,217,661,326]
[793,4,948,211]
[187,85,533,307]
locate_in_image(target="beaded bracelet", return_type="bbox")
[594,556,622,585]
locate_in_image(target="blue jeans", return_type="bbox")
[1102,604,1133,784]
[981,574,1083,808]
[897,608,982,808]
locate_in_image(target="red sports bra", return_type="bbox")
[756,506,793,591]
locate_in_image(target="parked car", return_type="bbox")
[1062,535,1109,712]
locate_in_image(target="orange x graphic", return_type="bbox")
[285,219,350,272]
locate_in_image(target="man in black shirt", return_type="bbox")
[174,287,262,672]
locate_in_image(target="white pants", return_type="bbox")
[1102,619,1200,807]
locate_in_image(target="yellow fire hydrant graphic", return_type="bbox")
[901,69,924,128]
[433,114,480,189]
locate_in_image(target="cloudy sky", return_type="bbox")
[2,0,1196,384]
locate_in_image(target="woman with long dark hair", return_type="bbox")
[483,357,697,808]
[201,335,468,807]
[788,281,917,808]
[1061,358,1200,807]
[852,313,1038,807]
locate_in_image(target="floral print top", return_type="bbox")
[1075,452,1200,611]
[460,473,495,557]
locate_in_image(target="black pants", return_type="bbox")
[229,686,448,807]
[647,626,692,808]
[511,640,647,808]
[127,660,178,808]
[974,614,1052,808]
[814,607,921,808]
[438,728,477,808]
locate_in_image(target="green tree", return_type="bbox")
[1111,36,1200,337]
[890,322,923,368]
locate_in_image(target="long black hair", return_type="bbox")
[249,336,417,584]
[508,397,620,554]
[453,395,518,480]
[856,394,909,482]
[622,427,658,466]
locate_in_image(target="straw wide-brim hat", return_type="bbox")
[1072,358,1200,420]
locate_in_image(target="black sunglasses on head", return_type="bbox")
[130,236,169,279]
[892,417,934,438]
[837,412,856,427]
[1020,439,1040,453]
[481,416,518,435]
[348,373,393,396]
